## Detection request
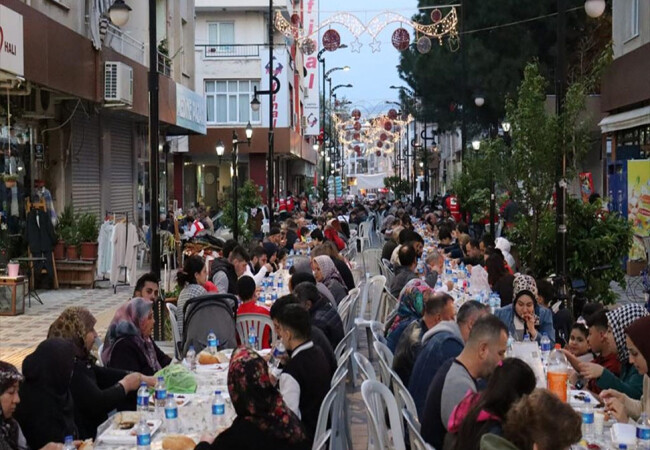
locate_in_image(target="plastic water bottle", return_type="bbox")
[248,326,258,350]
[212,390,226,428]
[581,397,594,441]
[269,341,287,377]
[136,382,149,412]
[523,333,531,342]
[540,333,552,364]
[207,330,218,354]
[63,436,75,450]
[506,333,515,358]
[154,376,167,411]
[185,345,196,372]
[136,417,151,450]
[489,293,500,314]
[278,277,284,290]
[164,393,179,433]
[637,412,650,450]
[547,344,569,402]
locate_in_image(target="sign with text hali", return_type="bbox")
[0,5,24,77]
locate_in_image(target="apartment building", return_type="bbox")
[185,0,318,209]
[0,0,203,229]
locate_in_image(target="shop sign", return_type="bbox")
[0,5,24,77]
[176,83,206,135]
[302,0,319,136]
[34,143,44,161]
[260,50,289,129]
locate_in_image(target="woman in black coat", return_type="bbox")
[47,307,151,439]
[102,298,171,376]
[14,339,77,449]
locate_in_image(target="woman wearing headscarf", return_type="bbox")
[14,339,77,450]
[47,307,151,439]
[289,269,336,307]
[196,347,309,450]
[494,274,555,344]
[311,243,356,292]
[602,315,650,423]
[311,255,348,305]
[384,279,433,353]
[102,298,171,376]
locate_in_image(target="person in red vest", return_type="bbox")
[278,197,287,213]
[182,209,205,239]
[445,194,462,222]
[286,191,295,213]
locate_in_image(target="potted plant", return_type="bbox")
[61,226,80,260]
[55,206,75,260]
[2,174,18,189]
[77,212,99,260]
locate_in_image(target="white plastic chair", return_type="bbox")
[166,303,182,361]
[361,380,406,450]
[335,330,358,387]
[381,289,399,324]
[235,313,277,347]
[96,343,104,367]
[313,368,348,450]
[355,275,386,360]
[363,248,382,278]
[403,409,433,450]
[354,351,377,382]
[373,340,394,386]
[338,288,361,333]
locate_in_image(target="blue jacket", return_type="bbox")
[408,321,464,418]
[494,304,555,344]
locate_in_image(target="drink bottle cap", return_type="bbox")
[215,390,221,395]
[554,344,561,349]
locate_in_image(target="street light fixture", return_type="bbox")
[501,121,511,133]
[107,0,131,27]
[245,121,253,142]
[474,95,485,107]
[584,0,606,18]
[472,140,481,151]
[332,84,353,95]
[250,96,261,112]
[216,140,225,158]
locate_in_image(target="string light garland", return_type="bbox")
[274,7,459,54]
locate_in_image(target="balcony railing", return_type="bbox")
[105,22,146,65]
[197,44,264,59]
[157,52,172,77]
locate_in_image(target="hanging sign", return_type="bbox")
[302,0,320,136]
[0,5,24,77]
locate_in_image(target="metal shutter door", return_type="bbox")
[72,114,101,219]
[109,117,134,216]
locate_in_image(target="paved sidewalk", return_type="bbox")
[0,282,136,369]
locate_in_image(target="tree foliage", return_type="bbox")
[221,180,262,242]
[397,0,610,129]
[384,176,411,200]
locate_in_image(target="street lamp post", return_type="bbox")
[420,127,437,204]
[230,123,253,242]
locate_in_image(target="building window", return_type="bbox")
[625,0,639,41]
[205,80,261,124]
[208,22,235,46]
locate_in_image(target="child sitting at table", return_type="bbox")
[237,276,271,349]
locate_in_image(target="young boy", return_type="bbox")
[237,276,271,348]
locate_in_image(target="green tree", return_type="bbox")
[221,180,262,242]
[384,176,411,200]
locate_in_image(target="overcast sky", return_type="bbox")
[318,0,419,116]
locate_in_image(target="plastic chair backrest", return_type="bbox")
[381,289,399,324]
[166,302,182,360]
[313,371,344,450]
[235,313,277,347]
[391,367,420,431]
[361,380,406,450]
[368,275,387,322]
[96,343,104,366]
[373,340,394,385]
[402,409,431,450]
[354,351,377,382]
[334,327,356,362]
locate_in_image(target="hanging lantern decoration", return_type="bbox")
[380,132,388,142]
[376,141,383,148]
[301,38,316,55]
[394,125,401,133]
[353,121,362,131]
[322,29,341,52]
[290,14,302,38]
[352,109,361,120]
[353,133,360,141]
[383,120,393,131]
[388,109,398,120]
[417,36,432,54]
[375,150,381,156]
[392,28,411,51]
[431,9,443,22]
[354,145,361,156]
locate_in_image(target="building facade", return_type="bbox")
[0,0,203,231]
[184,0,318,211]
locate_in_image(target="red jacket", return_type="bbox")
[325,228,346,251]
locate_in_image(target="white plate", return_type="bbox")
[97,419,162,445]
[569,389,601,407]
[195,363,228,373]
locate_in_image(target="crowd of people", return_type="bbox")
[1,195,649,450]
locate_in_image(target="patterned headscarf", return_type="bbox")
[606,304,648,363]
[512,274,538,304]
[0,361,22,450]
[48,307,97,360]
[102,298,160,371]
[625,316,650,366]
[227,347,308,445]
[386,279,433,336]
[313,255,345,286]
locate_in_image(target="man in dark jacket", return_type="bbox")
[210,239,239,294]
[388,244,438,299]
[392,292,455,386]
[293,281,344,348]
[408,300,488,417]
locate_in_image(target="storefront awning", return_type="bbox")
[598,106,650,133]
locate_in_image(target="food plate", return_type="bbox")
[195,363,228,373]
[97,419,162,445]
[569,389,601,407]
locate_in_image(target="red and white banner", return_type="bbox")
[303,0,320,136]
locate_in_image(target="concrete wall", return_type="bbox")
[24,0,86,34]
[612,0,650,58]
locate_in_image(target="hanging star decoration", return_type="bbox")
[274,7,459,54]
[350,37,363,53]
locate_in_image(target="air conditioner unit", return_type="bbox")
[104,61,133,106]
[22,88,56,119]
